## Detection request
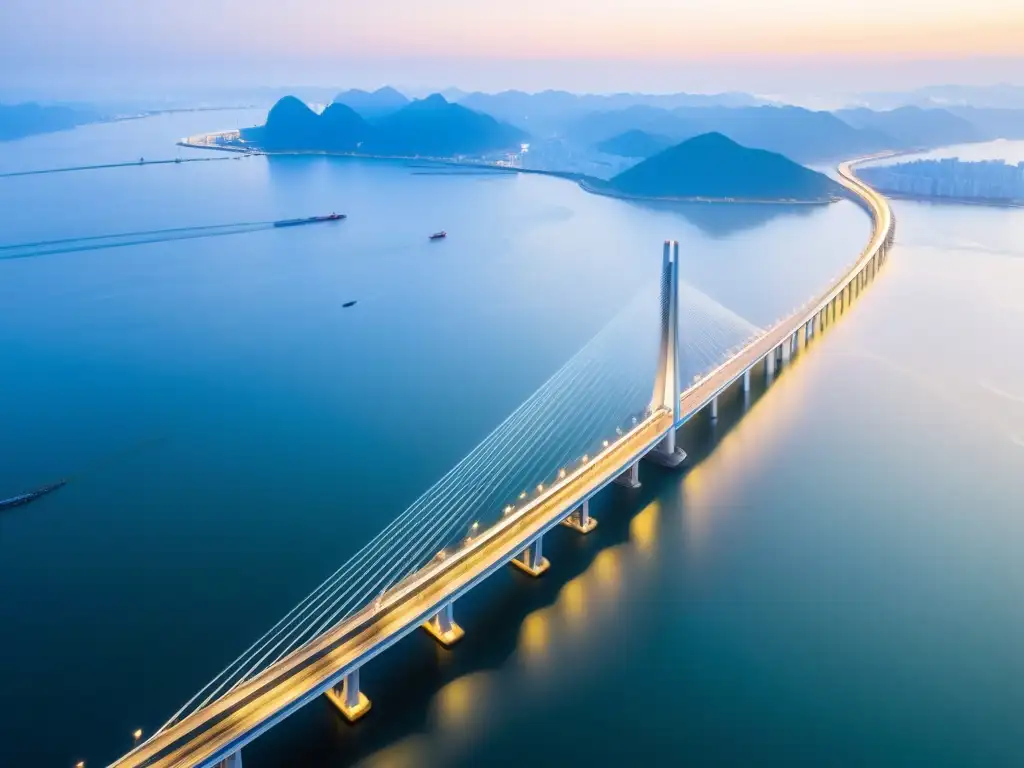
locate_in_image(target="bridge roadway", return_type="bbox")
[677,158,892,420]
[111,158,892,768]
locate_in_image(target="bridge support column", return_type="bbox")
[710,395,719,421]
[512,535,550,577]
[423,601,464,646]
[563,499,597,533]
[614,461,641,489]
[765,351,775,381]
[215,753,243,768]
[326,668,371,723]
[646,427,686,468]
[742,368,751,393]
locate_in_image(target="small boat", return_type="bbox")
[342,300,357,308]
[273,213,347,228]
[429,231,447,240]
[0,479,68,511]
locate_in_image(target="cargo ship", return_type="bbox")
[274,213,346,228]
[0,479,68,511]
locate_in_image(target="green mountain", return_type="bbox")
[606,132,843,202]
[596,129,674,158]
[243,94,525,158]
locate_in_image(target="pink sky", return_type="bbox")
[2,0,1022,94]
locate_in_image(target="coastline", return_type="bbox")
[178,132,844,206]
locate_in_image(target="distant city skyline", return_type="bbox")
[2,0,1023,99]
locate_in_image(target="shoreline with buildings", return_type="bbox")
[859,156,1024,207]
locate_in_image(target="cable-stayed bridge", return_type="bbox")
[107,160,894,768]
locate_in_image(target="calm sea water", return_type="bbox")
[1,115,1021,768]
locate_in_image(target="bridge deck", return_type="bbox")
[112,159,892,768]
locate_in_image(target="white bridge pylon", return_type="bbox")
[647,240,687,468]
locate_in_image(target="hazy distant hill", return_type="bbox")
[332,87,409,119]
[566,105,890,163]
[0,102,100,141]
[835,106,980,149]
[605,133,843,202]
[457,89,768,133]
[596,129,674,158]
[946,107,1024,140]
[857,83,1024,111]
[363,94,525,156]
[243,94,524,157]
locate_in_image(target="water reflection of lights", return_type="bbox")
[592,548,621,590]
[681,334,815,555]
[518,610,552,666]
[433,673,495,733]
[359,735,431,768]
[629,500,661,556]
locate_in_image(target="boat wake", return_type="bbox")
[977,379,1024,405]
[0,221,277,261]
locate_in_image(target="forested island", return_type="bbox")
[586,133,844,203]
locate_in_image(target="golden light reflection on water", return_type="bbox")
[518,609,552,667]
[629,499,660,557]
[681,341,816,557]
[356,734,430,768]
[432,672,495,734]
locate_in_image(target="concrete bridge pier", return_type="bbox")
[423,602,464,646]
[326,668,371,722]
[710,395,719,421]
[614,461,641,489]
[214,753,243,768]
[742,368,751,393]
[563,499,598,533]
[512,535,550,577]
[765,351,776,381]
[646,426,687,468]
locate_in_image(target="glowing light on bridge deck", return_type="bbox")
[602,440,609,448]
[435,550,447,561]
[75,762,85,768]
[132,729,143,743]
[557,468,566,480]
[536,483,544,493]
[519,491,527,500]
[503,505,514,515]
[581,454,590,464]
